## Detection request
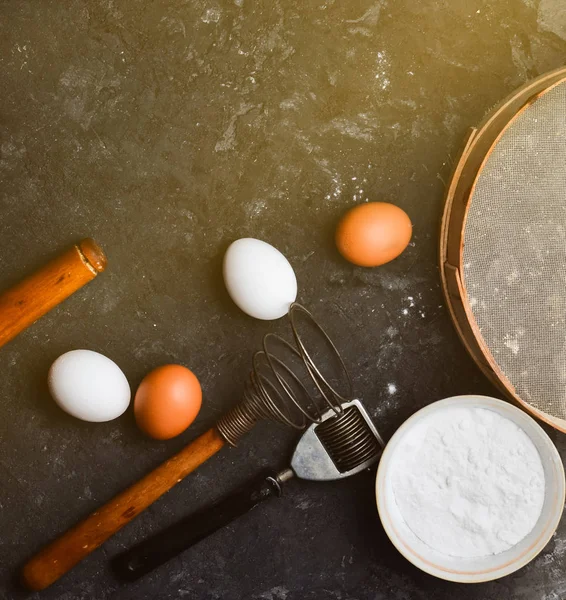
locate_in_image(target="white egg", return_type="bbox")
[223,238,298,320]
[48,349,131,422]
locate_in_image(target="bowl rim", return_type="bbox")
[375,394,565,583]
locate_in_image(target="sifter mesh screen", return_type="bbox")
[463,79,566,420]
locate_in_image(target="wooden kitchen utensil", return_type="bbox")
[0,238,107,349]
[112,399,383,582]
[21,429,225,591]
[21,303,351,590]
[440,66,566,431]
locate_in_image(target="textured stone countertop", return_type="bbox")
[1,1,566,599]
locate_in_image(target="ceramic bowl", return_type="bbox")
[376,395,565,583]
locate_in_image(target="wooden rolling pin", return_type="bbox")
[0,239,107,348]
[21,429,226,590]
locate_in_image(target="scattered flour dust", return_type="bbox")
[392,407,545,558]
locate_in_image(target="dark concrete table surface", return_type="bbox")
[2,1,566,599]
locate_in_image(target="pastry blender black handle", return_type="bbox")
[110,470,282,582]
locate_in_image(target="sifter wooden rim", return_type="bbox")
[439,66,566,433]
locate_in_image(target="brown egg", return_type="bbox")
[134,365,202,440]
[336,202,412,267]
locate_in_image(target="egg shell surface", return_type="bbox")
[48,349,131,422]
[134,364,202,440]
[223,238,298,320]
[336,202,412,267]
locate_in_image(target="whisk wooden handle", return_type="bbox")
[21,428,225,591]
[0,238,107,349]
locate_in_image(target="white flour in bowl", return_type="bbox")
[391,407,545,558]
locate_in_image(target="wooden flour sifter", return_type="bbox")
[22,303,384,590]
[440,66,566,432]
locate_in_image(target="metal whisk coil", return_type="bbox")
[216,303,353,446]
[315,404,384,473]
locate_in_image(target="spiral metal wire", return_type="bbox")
[216,303,354,446]
[314,404,384,473]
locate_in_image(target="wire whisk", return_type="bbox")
[217,302,353,445]
[21,302,361,591]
